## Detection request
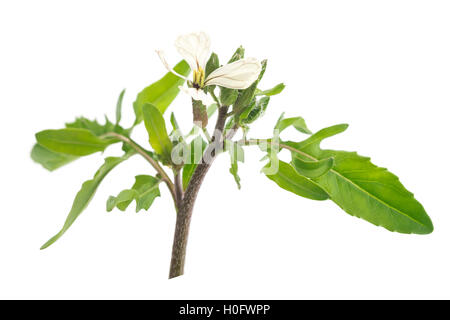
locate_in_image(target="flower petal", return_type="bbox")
[179,86,214,106]
[175,32,211,71]
[204,58,261,89]
[156,50,189,80]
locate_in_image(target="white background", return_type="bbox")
[1,0,449,299]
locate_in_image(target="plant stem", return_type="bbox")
[174,170,184,210]
[169,106,230,279]
[101,132,177,204]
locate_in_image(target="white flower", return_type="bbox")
[175,32,211,86]
[157,32,262,105]
[179,86,214,106]
[204,57,262,89]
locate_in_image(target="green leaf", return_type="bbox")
[233,81,258,115]
[66,117,115,136]
[107,175,161,212]
[32,117,127,168]
[142,103,173,162]
[225,140,245,189]
[240,96,270,125]
[220,87,239,106]
[107,189,137,211]
[40,153,133,249]
[225,116,235,131]
[264,160,329,201]
[207,103,218,117]
[238,98,256,120]
[66,116,131,138]
[257,83,285,96]
[291,155,334,178]
[36,128,113,156]
[115,89,126,125]
[205,53,220,79]
[257,59,268,82]
[31,144,78,171]
[133,60,190,123]
[182,136,207,190]
[229,46,245,63]
[132,176,161,212]
[170,112,181,133]
[286,124,433,234]
[291,124,348,148]
[233,60,267,116]
[169,112,186,144]
[275,114,311,134]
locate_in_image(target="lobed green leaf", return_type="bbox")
[65,117,115,136]
[275,113,311,134]
[107,175,161,212]
[40,153,133,249]
[286,124,433,234]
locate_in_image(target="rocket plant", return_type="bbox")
[32,32,433,278]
